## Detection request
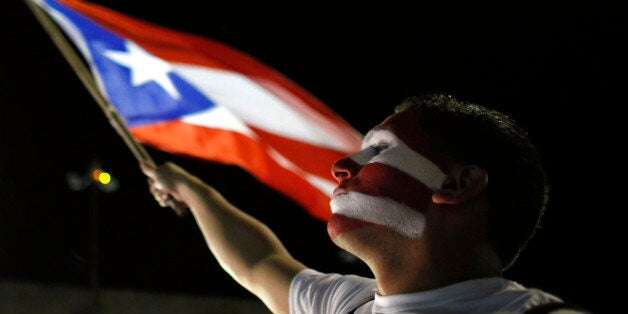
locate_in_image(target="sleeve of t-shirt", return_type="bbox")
[289,268,378,314]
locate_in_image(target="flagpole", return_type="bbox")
[25,0,188,217]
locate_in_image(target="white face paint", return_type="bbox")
[361,129,447,191]
[329,108,448,239]
[330,192,426,238]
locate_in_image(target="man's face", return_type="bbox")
[328,107,451,240]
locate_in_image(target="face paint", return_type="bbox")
[330,192,426,238]
[328,107,451,239]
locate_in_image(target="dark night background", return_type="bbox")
[2,1,626,313]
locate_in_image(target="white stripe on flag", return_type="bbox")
[173,63,352,152]
[181,106,255,137]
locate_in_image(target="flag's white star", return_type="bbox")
[103,41,180,99]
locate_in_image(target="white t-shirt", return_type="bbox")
[289,269,565,314]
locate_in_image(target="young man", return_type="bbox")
[141,93,588,313]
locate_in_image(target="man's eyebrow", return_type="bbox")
[363,128,384,144]
[363,131,374,144]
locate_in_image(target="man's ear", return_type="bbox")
[432,165,488,205]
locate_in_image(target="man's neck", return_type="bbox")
[369,242,502,295]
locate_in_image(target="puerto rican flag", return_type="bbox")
[33,0,363,221]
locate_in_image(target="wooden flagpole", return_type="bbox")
[25,0,188,216]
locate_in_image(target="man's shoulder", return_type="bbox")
[497,279,591,313]
[525,301,592,314]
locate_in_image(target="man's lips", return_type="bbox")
[332,186,346,196]
[332,184,357,197]
[327,213,375,239]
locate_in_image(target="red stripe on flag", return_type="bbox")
[249,126,347,182]
[131,122,334,221]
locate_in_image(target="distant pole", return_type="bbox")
[66,160,120,313]
[88,183,101,309]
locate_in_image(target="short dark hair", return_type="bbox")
[396,93,550,270]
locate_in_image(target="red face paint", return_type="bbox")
[328,108,451,239]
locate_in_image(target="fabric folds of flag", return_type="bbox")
[33,0,363,221]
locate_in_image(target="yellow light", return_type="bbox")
[98,172,111,184]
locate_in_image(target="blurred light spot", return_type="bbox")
[92,169,103,181]
[98,172,111,184]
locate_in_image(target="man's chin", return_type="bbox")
[327,213,375,239]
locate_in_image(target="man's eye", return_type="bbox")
[371,143,388,154]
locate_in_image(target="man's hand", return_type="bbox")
[140,161,190,217]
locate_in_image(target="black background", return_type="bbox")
[2,1,626,312]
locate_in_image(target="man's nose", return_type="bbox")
[331,156,362,182]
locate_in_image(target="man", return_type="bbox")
[141,93,588,313]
